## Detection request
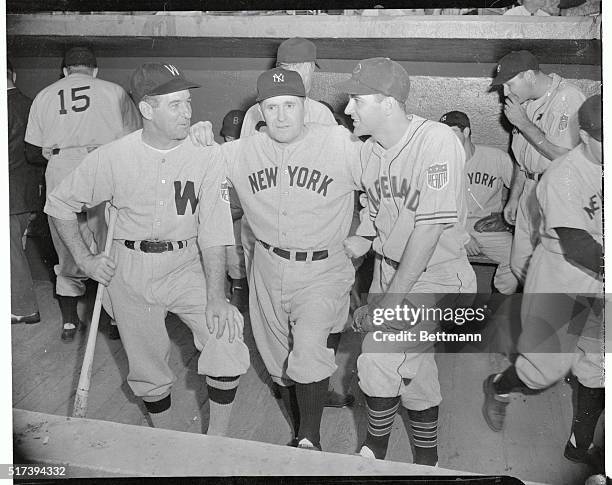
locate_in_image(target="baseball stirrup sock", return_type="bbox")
[57,295,79,324]
[279,384,301,436]
[144,395,172,429]
[206,376,239,436]
[407,406,439,466]
[326,333,342,354]
[494,365,526,395]
[363,395,401,459]
[570,384,604,451]
[295,378,329,446]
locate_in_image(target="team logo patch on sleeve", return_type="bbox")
[559,114,569,132]
[220,180,230,204]
[426,163,449,190]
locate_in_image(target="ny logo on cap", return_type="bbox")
[164,64,180,76]
[441,115,447,122]
[273,73,285,83]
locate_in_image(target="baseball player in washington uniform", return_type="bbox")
[338,58,476,466]
[204,68,364,450]
[25,46,141,341]
[439,111,518,294]
[491,50,585,284]
[482,95,603,470]
[45,63,250,435]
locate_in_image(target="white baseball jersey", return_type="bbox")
[240,97,336,137]
[511,74,584,175]
[465,144,513,224]
[360,115,468,266]
[25,72,141,149]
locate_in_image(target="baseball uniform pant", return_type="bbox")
[241,216,256,278]
[46,152,107,297]
[10,212,38,316]
[470,230,519,294]
[250,241,354,386]
[358,256,477,411]
[226,219,246,280]
[106,241,250,399]
[510,178,540,285]
[515,245,603,390]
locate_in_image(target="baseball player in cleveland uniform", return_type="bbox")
[483,95,603,470]
[45,63,250,435]
[491,50,585,284]
[338,58,476,466]
[209,68,364,450]
[25,46,141,341]
[440,111,518,294]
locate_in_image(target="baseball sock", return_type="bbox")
[295,377,329,446]
[569,383,604,451]
[144,394,173,429]
[362,395,401,459]
[326,333,342,354]
[206,376,239,436]
[278,384,300,436]
[57,295,79,324]
[493,365,526,395]
[407,406,439,466]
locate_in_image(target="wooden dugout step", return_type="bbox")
[12,408,547,481]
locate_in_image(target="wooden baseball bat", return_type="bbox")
[72,206,118,418]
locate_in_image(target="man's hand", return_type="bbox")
[79,253,116,286]
[503,198,519,225]
[343,235,371,259]
[464,235,482,257]
[504,93,530,130]
[42,147,53,161]
[205,297,244,343]
[189,121,216,147]
[352,304,377,333]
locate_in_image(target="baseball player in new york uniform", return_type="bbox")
[338,58,476,466]
[25,46,141,341]
[45,63,250,435]
[209,68,364,450]
[490,50,585,284]
[440,111,518,294]
[483,95,603,469]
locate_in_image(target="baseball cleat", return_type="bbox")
[325,390,355,408]
[358,445,377,459]
[61,321,80,342]
[11,312,41,324]
[482,374,510,432]
[296,437,321,451]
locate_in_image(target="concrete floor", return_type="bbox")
[10,227,600,484]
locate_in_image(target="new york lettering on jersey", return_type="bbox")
[467,171,498,189]
[248,165,334,197]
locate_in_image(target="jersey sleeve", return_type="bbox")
[498,149,514,187]
[120,90,142,135]
[197,146,235,249]
[544,87,585,150]
[315,103,338,126]
[415,125,465,226]
[339,126,364,189]
[44,149,114,220]
[239,104,263,138]
[24,94,44,147]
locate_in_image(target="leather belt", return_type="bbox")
[51,146,99,155]
[524,171,543,181]
[383,255,426,272]
[259,240,328,262]
[124,240,188,253]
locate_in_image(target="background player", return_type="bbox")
[439,110,518,294]
[338,57,476,466]
[25,46,141,341]
[491,50,584,285]
[482,94,603,472]
[45,62,249,435]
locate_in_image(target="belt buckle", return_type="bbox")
[140,241,167,253]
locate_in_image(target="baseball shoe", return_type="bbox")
[564,441,604,467]
[230,278,249,313]
[11,312,41,324]
[61,321,80,342]
[357,445,377,459]
[108,321,121,340]
[296,438,321,451]
[482,374,510,432]
[325,390,355,408]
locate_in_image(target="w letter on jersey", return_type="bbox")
[426,163,449,190]
[174,181,199,215]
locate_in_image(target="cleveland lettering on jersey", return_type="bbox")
[367,175,420,212]
[248,165,333,196]
[467,171,498,188]
[583,191,602,220]
[174,180,199,215]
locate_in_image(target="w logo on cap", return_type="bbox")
[164,64,180,76]
[273,73,285,83]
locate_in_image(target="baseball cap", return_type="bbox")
[256,68,306,102]
[255,121,267,132]
[64,46,97,68]
[490,50,539,87]
[439,111,471,131]
[130,63,200,102]
[220,109,246,138]
[578,94,602,142]
[277,37,320,67]
[334,57,410,103]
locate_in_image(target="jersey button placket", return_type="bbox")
[279,154,289,246]
[153,158,167,239]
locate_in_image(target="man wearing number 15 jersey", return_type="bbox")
[25,46,141,341]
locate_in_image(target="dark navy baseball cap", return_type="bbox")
[130,63,200,102]
[221,109,245,138]
[440,111,471,131]
[256,68,306,102]
[578,94,602,142]
[277,37,320,68]
[490,50,539,87]
[335,57,410,103]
